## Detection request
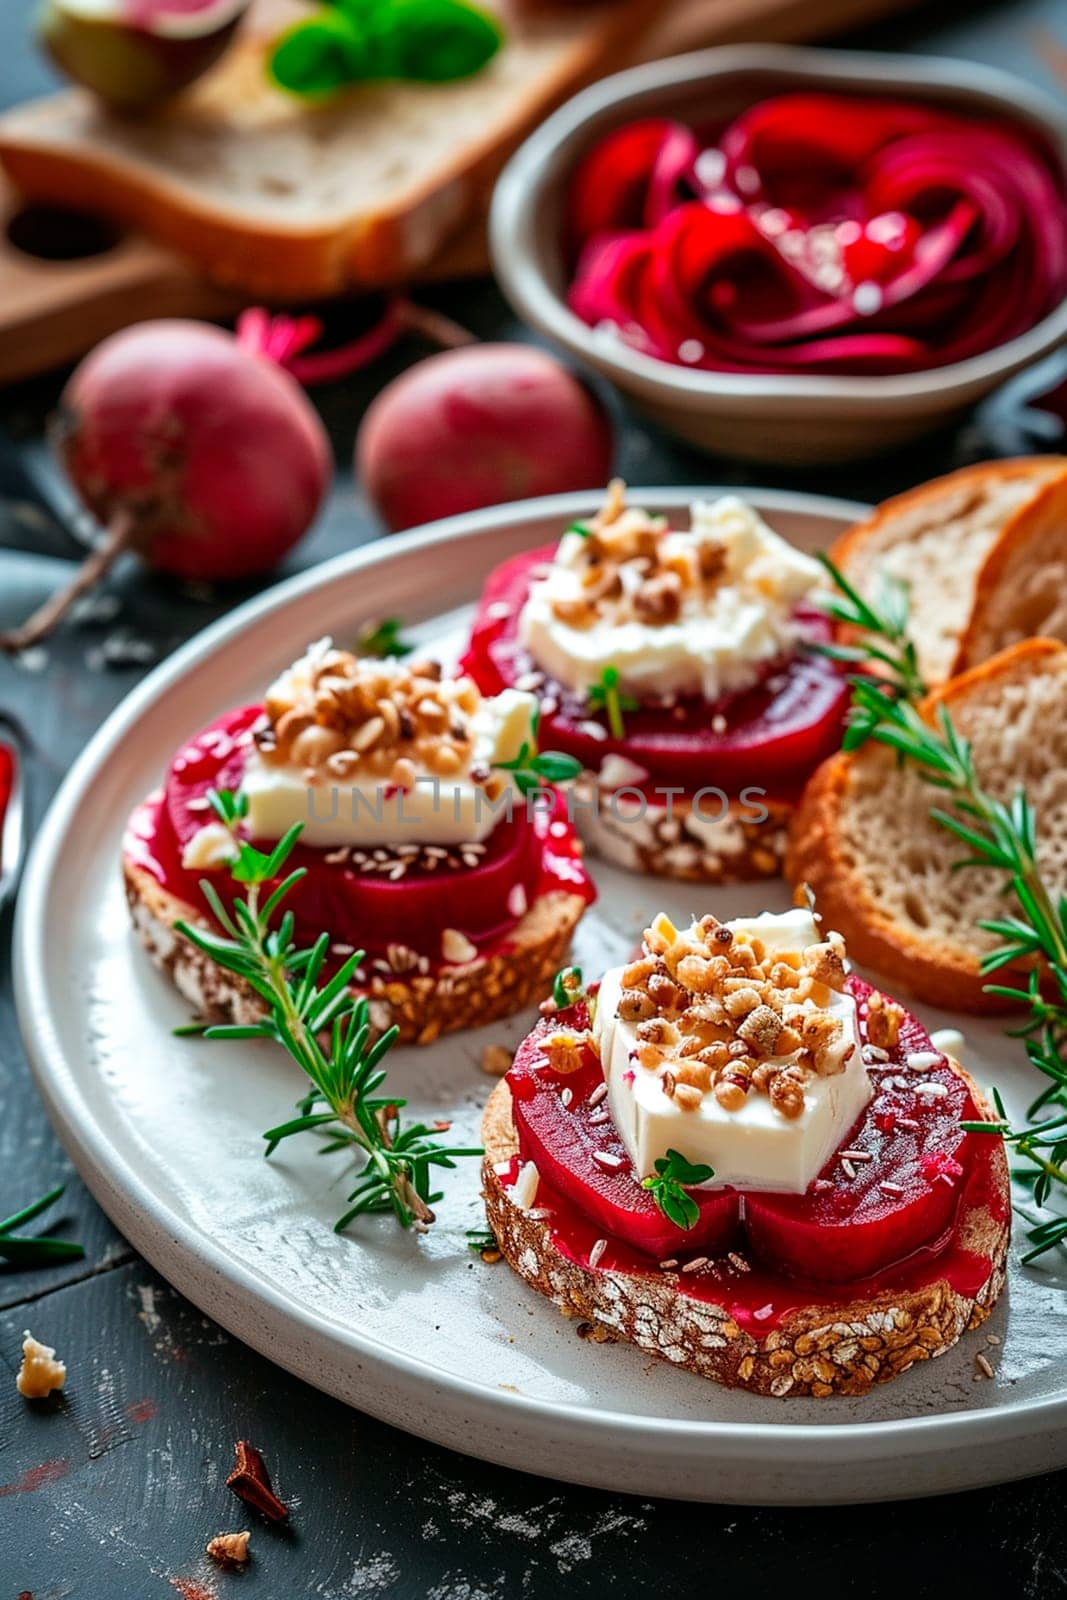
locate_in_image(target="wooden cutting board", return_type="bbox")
[0,0,917,382]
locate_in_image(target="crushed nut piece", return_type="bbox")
[16,1330,66,1399]
[207,1532,251,1569]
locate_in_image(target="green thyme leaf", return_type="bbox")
[641,1148,714,1232]
[356,617,415,659]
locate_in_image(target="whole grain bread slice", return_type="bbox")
[124,855,587,1046]
[956,472,1067,670]
[787,638,1067,1012]
[829,457,1067,688]
[0,0,665,298]
[481,1079,1008,1397]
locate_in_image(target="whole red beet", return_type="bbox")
[58,319,331,581]
[356,343,614,531]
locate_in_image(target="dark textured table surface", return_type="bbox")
[2,1,1067,1594]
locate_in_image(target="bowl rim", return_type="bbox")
[490,43,1067,409]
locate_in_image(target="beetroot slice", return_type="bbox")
[460,544,848,800]
[508,1004,740,1260]
[158,704,592,959]
[506,981,979,1282]
[743,978,977,1282]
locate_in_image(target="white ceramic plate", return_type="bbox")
[15,489,1067,1505]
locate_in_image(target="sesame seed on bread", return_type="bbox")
[480,1076,1008,1398]
[124,856,587,1046]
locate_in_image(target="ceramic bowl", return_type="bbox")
[490,44,1067,466]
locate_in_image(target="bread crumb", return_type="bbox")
[16,1330,66,1398]
[207,1531,251,1568]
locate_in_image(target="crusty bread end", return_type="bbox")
[829,457,1067,688]
[787,639,1067,1012]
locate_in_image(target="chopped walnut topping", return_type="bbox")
[546,487,734,635]
[865,991,904,1050]
[259,650,492,783]
[543,1030,593,1074]
[16,1331,66,1398]
[613,914,857,1120]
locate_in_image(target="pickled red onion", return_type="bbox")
[566,94,1067,376]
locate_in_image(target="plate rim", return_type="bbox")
[14,485,1067,1469]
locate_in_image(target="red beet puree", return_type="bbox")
[461,544,849,801]
[565,93,1067,376]
[125,704,593,963]
[503,978,1001,1301]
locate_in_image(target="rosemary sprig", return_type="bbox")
[811,553,927,703]
[641,1150,714,1232]
[818,556,1067,1260]
[962,1086,1067,1263]
[356,616,414,658]
[175,789,479,1233]
[0,1184,84,1268]
[587,665,638,740]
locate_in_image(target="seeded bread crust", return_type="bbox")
[787,639,1067,1013]
[481,1078,1009,1398]
[575,784,793,883]
[124,856,586,1046]
[828,456,1067,689]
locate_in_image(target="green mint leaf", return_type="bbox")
[270,10,369,97]
[658,1148,714,1187]
[380,0,502,82]
[532,751,582,783]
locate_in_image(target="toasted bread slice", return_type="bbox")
[787,639,1067,1012]
[574,787,792,883]
[124,856,587,1046]
[481,1077,1008,1397]
[957,473,1067,669]
[829,458,1067,688]
[0,0,664,298]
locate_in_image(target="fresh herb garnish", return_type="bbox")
[0,1184,84,1268]
[586,665,638,741]
[175,789,480,1233]
[552,965,586,1009]
[641,1149,714,1232]
[810,553,927,703]
[818,556,1067,1261]
[492,742,582,797]
[466,1226,498,1254]
[356,616,415,659]
[565,521,592,538]
[270,0,503,100]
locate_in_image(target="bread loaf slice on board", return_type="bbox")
[0,0,667,298]
[124,856,587,1047]
[956,473,1067,670]
[480,1079,1008,1397]
[829,458,1067,689]
[787,638,1067,1012]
